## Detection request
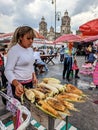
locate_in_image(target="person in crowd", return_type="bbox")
[92,50,98,88]
[53,47,58,58]
[0,53,4,88]
[49,47,54,55]
[33,47,49,72]
[87,44,92,60]
[87,50,96,64]
[94,50,98,59]
[46,47,50,54]
[62,44,73,82]
[85,45,92,61]
[0,49,8,105]
[87,44,92,52]
[60,45,65,63]
[0,49,8,88]
[89,50,98,90]
[84,46,89,60]
[0,53,4,72]
[4,26,38,129]
[92,44,97,52]
[72,57,80,78]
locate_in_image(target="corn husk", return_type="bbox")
[37,82,59,95]
[24,88,35,103]
[42,78,61,84]
[37,100,62,119]
[31,89,46,100]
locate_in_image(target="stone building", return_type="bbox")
[60,10,71,35]
[39,10,72,41]
[39,16,47,38]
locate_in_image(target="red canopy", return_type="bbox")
[0,32,13,39]
[79,18,98,36]
[83,35,98,42]
[54,34,81,44]
[33,30,45,39]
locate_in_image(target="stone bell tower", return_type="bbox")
[61,10,71,35]
[47,26,55,41]
[39,16,47,38]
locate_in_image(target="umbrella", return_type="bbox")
[33,30,45,39]
[0,30,44,40]
[54,34,82,44]
[79,18,98,36]
[83,35,98,42]
[0,32,13,39]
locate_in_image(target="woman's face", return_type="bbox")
[20,32,34,48]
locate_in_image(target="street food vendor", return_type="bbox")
[4,26,38,129]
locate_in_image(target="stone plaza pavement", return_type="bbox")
[38,55,98,130]
[0,55,98,130]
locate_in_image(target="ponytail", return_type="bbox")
[8,27,21,50]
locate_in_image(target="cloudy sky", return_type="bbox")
[0,0,98,34]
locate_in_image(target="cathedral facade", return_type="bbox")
[39,10,72,41]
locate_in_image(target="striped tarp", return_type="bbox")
[5,118,78,130]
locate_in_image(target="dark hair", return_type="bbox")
[74,58,77,63]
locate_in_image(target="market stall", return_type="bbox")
[25,98,68,130]
[23,78,88,130]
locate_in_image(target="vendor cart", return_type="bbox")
[0,91,69,130]
[0,91,31,130]
[24,97,69,130]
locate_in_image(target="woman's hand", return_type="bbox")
[32,73,38,85]
[15,83,24,97]
[12,79,24,97]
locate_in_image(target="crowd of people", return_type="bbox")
[59,43,98,87]
[0,36,98,88]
